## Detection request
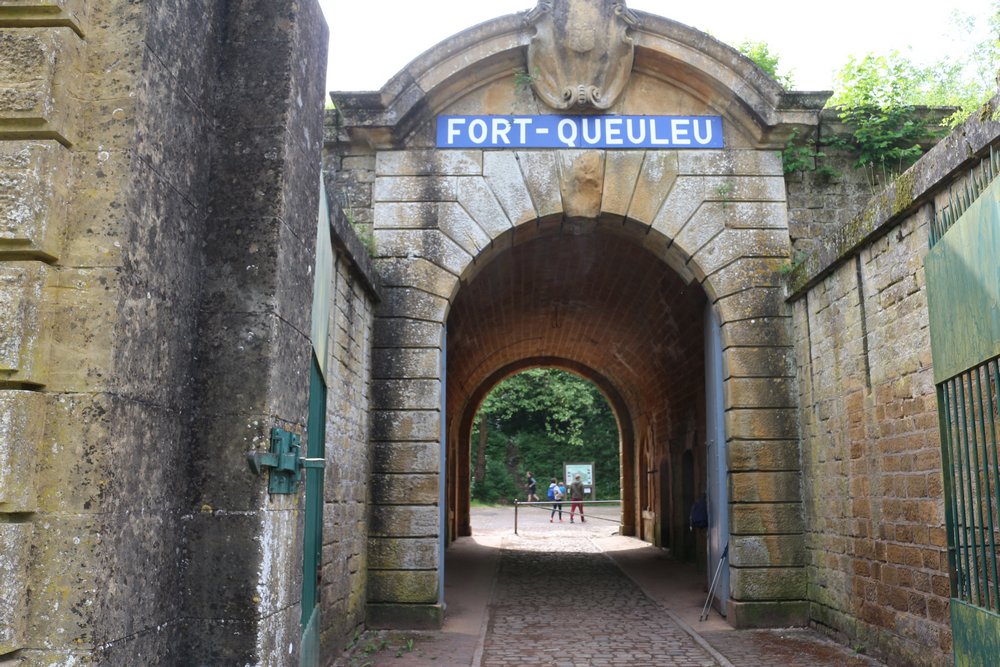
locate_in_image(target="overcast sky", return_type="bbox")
[319,0,994,93]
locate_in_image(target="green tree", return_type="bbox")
[737,40,794,89]
[470,369,621,502]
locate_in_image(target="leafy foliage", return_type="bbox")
[826,51,942,186]
[737,40,794,89]
[470,369,620,502]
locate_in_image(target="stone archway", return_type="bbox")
[444,219,709,552]
[330,0,820,629]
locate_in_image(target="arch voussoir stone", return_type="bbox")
[374,229,472,278]
[602,151,646,218]
[516,151,562,218]
[483,151,537,225]
[626,151,678,225]
[455,176,514,240]
[374,256,459,301]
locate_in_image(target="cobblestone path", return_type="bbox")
[479,534,719,667]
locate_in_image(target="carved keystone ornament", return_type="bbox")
[525,0,639,110]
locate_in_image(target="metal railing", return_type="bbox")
[938,356,1000,611]
[513,499,622,534]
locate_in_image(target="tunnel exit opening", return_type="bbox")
[444,220,714,572]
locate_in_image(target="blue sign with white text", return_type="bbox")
[437,115,723,149]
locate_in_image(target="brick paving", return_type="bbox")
[480,533,718,667]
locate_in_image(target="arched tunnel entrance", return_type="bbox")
[333,1,813,630]
[445,217,710,561]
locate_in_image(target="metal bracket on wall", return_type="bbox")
[247,427,325,494]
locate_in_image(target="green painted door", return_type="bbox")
[301,175,335,665]
[925,152,1000,666]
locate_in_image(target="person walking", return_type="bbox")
[526,471,538,502]
[569,473,586,523]
[548,478,564,522]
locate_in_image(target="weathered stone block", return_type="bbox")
[730,471,802,502]
[483,151,536,225]
[368,537,438,569]
[0,261,48,384]
[183,511,266,620]
[24,515,100,648]
[731,502,804,534]
[708,257,785,299]
[374,176,457,203]
[730,535,806,567]
[42,267,117,392]
[601,150,644,217]
[649,176,705,242]
[727,440,800,471]
[0,522,32,653]
[370,409,439,443]
[726,407,798,440]
[60,150,127,267]
[366,602,444,630]
[517,151,561,218]
[373,317,443,348]
[679,150,783,177]
[674,202,723,260]
[378,287,448,322]
[727,600,810,628]
[367,570,438,604]
[437,202,492,256]
[455,176,514,239]
[0,27,82,141]
[724,346,795,379]
[627,151,677,225]
[374,202,438,230]
[374,256,458,299]
[0,140,69,258]
[0,390,44,511]
[376,150,482,176]
[704,176,786,203]
[369,505,439,537]
[691,229,789,282]
[31,392,113,513]
[715,286,788,324]
[558,150,604,219]
[373,379,441,411]
[730,566,807,600]
[720,316,792,348]
[374,229,471,277]
[373,441,440,474]
[371,473,439,505]
[373,347,440,380]
[725,378,796,410]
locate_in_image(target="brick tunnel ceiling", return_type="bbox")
[447,227,707,415]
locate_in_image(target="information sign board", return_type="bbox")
[437,115,723,150]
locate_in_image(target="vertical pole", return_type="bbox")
[439,326,447,606]
[514,500,519,535]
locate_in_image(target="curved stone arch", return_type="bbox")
[373,148,791,323]
[333,9,825,150]
[352,1,812,630]
[449,356,638,537]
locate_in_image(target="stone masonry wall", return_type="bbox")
[319,200,379,660]
[0,0,332,663]
[790,106,1000,666]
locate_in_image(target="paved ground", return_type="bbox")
[332,505,885,667]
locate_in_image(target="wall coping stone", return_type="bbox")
[786,93,1000,301]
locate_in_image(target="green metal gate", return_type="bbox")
[300,175,336,666]
[925,149,1000,666]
